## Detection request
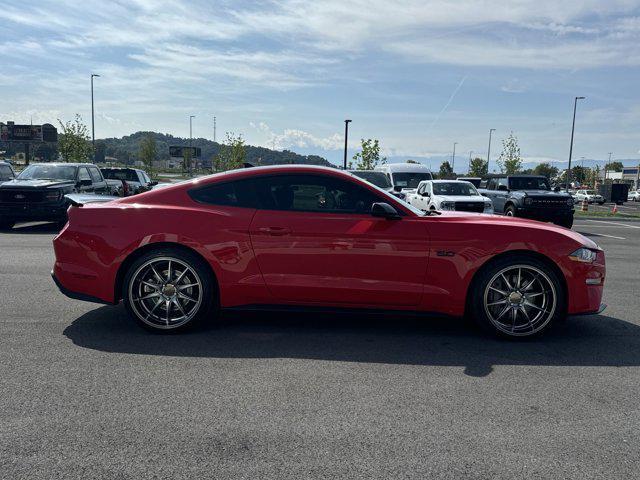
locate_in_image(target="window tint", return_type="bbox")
[0,165,14,181]
[498,177,509,188]
[254,174,381,214]
[88,167,102,182]
[189,178,258,208]
[78,167,91,181]
[486,179,497,190]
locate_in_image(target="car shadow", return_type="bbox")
[63,305,640,377]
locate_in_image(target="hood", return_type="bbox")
[424,211,598,249]
[0,179,75,189]
[523,190,571,197]
[433,195,489,202]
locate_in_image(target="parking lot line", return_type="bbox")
[583,219,640,229]
[581,232,627,240]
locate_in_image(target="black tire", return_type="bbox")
[0,219,15,230]
[122,247,217,333]
[469,256,565,339]
[555,216,574,229]
[504,205,517,217]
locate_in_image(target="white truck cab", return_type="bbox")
[374,163,433,194]
[406,179,493,213]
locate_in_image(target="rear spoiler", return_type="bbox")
[65,193,119,207]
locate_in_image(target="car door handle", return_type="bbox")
[258,226,291,236]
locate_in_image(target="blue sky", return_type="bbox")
[1,0,640,170]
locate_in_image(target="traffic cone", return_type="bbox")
[612,204,618,214]
[581,199,588,212]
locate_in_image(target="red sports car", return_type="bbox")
[52,165,605,338]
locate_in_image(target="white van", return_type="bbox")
[375,163,433,194]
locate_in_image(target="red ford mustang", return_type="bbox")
[52,165,605,338]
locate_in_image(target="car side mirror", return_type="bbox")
[371,202,400,219]
[421,191,430,197]
[393,185,403,192]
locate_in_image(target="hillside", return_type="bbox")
[98,131,332,168]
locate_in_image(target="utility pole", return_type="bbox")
[189,115,195,176]
[605,152,612,181]
[567,96,585,191]
[213,116,216,143]
[486,129,496,175]
[452,142,457,173]
[91,74,100,161]
[343,119,352,169]
[468,150,473,173]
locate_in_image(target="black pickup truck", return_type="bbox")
[478,174,575,228]
[0,163,110,229]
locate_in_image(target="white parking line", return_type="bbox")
[582,219,640,229]
[581,232,627,240]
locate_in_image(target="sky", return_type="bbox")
[1,0,640,170]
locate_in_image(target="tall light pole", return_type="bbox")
[566,96,585,191]
[487,128,496,175]
[189,115,195,175]
[468,150,474,173]
[451,142,457,173]
[604,152,612,181]
[343,119,352,169]
[213,115,217,143]
[91,74,100,161]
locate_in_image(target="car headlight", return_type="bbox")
[45,190,61,201]
[569,247,597,263]
[524,197,533,205]
[439,201,455,211]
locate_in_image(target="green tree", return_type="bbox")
[138,134,157,177]
[608,161,624,172]
[352,138,386,170]
[532,162,559,179]
[468,157,486,176]
[57,114,93,162]
[213,132,246,171]
[438,160,454,179]
[571,165,589,185]
[497,132,522,174]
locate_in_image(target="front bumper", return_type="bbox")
[516,207,574,221]
[0,202,67,221]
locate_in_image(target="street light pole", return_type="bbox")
[343,119,352,169]
[91,74,100,161]
[452,142,457,173]
[468,150,473,173]
[567,96,585,191]
[189,115,195,175]
[604,152,612,181]
[486,129,495,175]
[213,115,216,143]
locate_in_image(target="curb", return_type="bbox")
[574,216,640,222]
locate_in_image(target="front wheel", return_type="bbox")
[505,205,516,217]
[470,257,565,338]
[122,248,216,332]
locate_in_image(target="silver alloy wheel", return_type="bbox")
[128,256,203,330]
[483,265,557,336]
[505,209,514,216]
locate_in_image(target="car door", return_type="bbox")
[249,174,430,307]
[493,178,509,213]
[77,167,93,193]
[414,182,429,211]
[88,166,108,193]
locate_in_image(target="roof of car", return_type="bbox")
[483,174,546,178]
[429,179,474,183]
[27,162,96,167]
[100,167,142,171]
[375,163,432,173]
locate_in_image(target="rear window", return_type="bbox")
[101,169,139,181]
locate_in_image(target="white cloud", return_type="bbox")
[250,122,345,150]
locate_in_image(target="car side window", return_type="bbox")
[78,167,91,182]
[486,179,497,190]
[88,167,102,183]
[0,165,14,181]
[254,174,382,214]
[498,178,509,189]
[189,178,258,208]
[417,183,424,195]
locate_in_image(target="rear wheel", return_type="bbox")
[470,257,565,338]
[122,248,216,332]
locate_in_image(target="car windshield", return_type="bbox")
[17,165,77,181]
[350,171,392,188]
[101,169,139,181]
[392,172,432,188]
[508,177,550,190]
[432,182,478,196]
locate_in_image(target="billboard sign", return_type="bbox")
[169,146,201,158]
[0,122,57,142]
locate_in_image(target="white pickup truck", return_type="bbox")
[406,179,493,213]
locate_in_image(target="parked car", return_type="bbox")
[628,190,640,202]
[52,165,605,339]
[574,189,605,205]
[456,176,481,188]
[478,174,574,228]
[374,163,433,195]
[100,167,156,196]
[0,161,16,185]
[0,163,110,229]
[406,180,493,213]
[348,170,405,200]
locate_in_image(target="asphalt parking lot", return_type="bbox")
[1,220,639,479]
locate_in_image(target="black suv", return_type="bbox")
[100,167,156,196]
[478,174,574,228]
[0,163,110,229]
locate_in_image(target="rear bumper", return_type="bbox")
[51,271,113,305]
